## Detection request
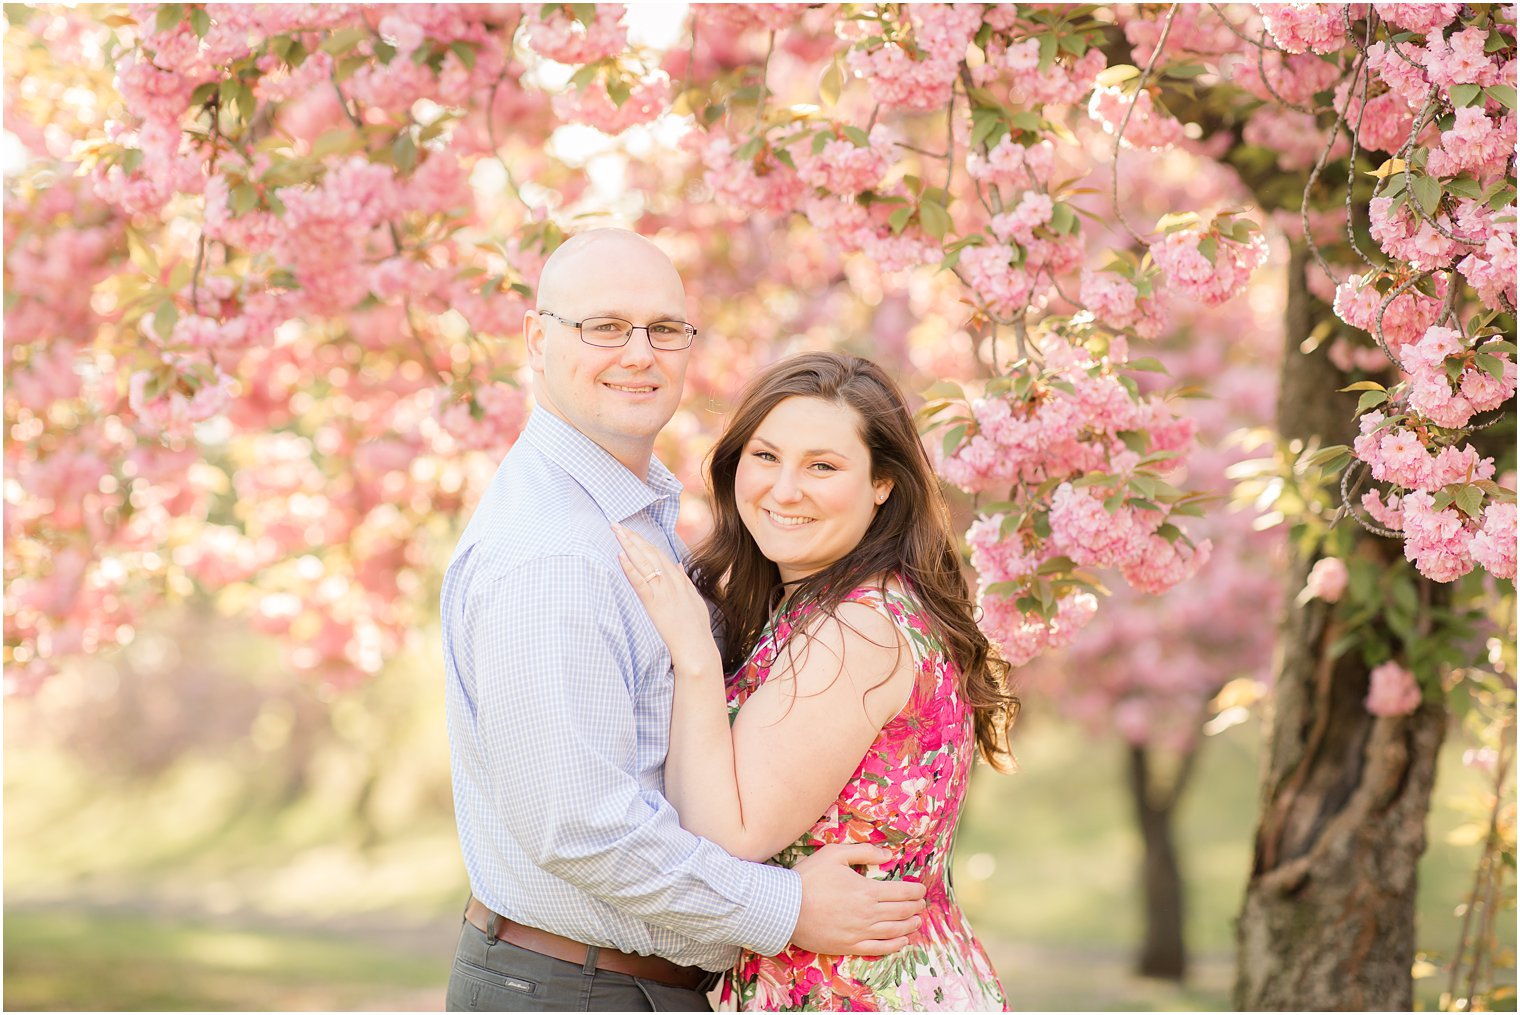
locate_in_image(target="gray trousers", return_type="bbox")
[445,918,717,1012]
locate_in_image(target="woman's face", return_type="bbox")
[733,396,893,585]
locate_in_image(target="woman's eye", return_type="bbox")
[752,450,777,462]
[810,462,837,472]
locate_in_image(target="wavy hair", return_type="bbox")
[687,352,1018,767]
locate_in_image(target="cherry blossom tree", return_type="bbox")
[5,3,1514,1008]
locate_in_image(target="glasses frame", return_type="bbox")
[537,310,698,351]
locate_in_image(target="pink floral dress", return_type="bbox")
[717,584,1008,1012]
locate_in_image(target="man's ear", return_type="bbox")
[524,310,547,372]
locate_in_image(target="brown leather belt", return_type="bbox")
[464,896,709,992]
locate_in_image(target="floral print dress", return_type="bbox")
[717,584,1008,1012]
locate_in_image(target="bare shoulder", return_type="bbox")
[766,592,912,726]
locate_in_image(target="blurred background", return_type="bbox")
[5,3,1515,1010]
[4,615,1506,1010]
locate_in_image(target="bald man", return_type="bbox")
[442,230,926,1011]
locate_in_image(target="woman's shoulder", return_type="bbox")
[838,576,923,621]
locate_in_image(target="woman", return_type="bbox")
[614,352,1015,1012]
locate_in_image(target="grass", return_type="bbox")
[5,652,1511,1011]
[3,909,445,1012]
[951,714,1516,1011]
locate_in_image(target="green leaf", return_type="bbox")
[1305,443,1353,467]
[567,62,599,91]
[1154,211,1200,233]
[1356,389,1389,414]
[450,40,477,71]
[1449,83,1483,107]
[126,229,159,276]
[1444,177,1483,199]
[1454,484,1485,518]
[733,136,761,162]
[153,297,179,340]
[1338,380,1387,392]
[1097,63,1144,92]
[605,75,631,108]
[1037,33,1057,72]
[819,58,843,107]
[1197,235,1217,264]
[392,131,417,172]
[1126,357,1169,374]
[1475,352,1507,380]
[310,128,358,159]
[570,3,597,27]
[155,3,184,33]
[229,182,258,215]
[189,80,218,107]
[320,24,369,56]
[841,124,870,147]
[888,205,914,235]
[941,423,967,457]
[918,199,952,240]
[1009,110,1042,133]
[189,5,209,37]
[1049,202,1076,235]
[1166,62,1207,79]
[1410,174,1442,216]
[1488,83,1517,110]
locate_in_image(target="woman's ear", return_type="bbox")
[873,478,894,505]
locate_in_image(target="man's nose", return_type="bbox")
[618,326,657,367]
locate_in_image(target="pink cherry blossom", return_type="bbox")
[1365,660,1423,717]
[524,4,627,64]
[1259,3,1356,54]
[1303,557,1350,602]
[1088,85,1185,151]
[1372,3,1461,35]
[1150,225,1270,306]
[1469,502,1518,580]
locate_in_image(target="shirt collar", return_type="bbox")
[521,409,682,522]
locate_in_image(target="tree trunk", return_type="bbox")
[1234,244,1447,1011]
[1129,745,1188,981]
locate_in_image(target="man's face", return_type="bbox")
[526,244,691,475]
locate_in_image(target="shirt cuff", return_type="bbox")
[739,863,803,957]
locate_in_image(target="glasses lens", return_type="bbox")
[647,321,695,350]
[580,318,632,346]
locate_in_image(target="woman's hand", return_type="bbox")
[612,523,723,680]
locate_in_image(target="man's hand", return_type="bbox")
[789,843,928,955]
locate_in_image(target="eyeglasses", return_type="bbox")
[537,310,698,351]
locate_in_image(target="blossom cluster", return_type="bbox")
[936,333,1210,665]
[841,5,982,112]
[1150,224,1271,307]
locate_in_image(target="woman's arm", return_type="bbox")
[615,525,913,862]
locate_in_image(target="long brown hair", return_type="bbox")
[687,352,1018,767]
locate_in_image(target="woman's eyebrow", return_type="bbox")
[750,435,847,457]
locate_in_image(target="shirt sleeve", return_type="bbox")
[464,552,800,955]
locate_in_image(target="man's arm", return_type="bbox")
[466,552,799,954]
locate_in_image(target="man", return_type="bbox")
[443,229,927,1011]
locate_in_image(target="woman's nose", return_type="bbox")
[770,469,804,502]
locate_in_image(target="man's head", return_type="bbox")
[525,229,691,479]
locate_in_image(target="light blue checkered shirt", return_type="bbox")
[443,409,801,970]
